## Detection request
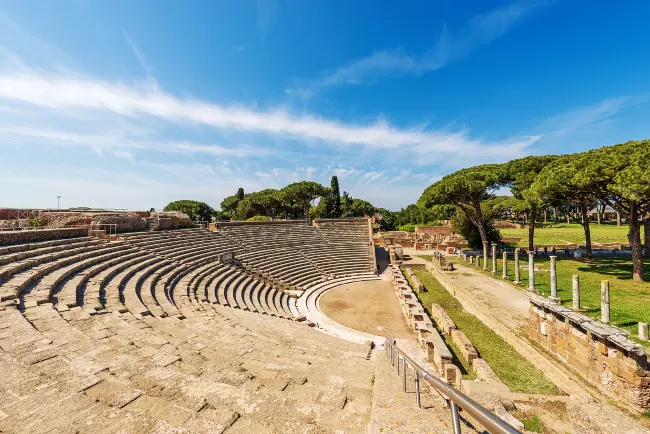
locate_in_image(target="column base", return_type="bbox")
[513,280,521,284]
[549,296,560,303]
[502,275,508,280]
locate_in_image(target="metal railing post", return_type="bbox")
[450,402,462,434]
[415,372,421,408]
[402,358,407,393]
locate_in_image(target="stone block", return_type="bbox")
[473,358,500,383]
[443,363,462,388]
[451,329,478,365]
[430,303,456,335]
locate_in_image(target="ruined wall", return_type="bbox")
[0,228,87,246]
[529,295,650,411]
[415,226,452,238]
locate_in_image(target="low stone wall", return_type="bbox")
[529,295,650,411]
[0,228,87,246]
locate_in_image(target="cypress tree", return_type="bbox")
[331,176,341,218]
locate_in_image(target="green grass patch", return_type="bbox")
[417,255,432,261]
[520,415,543,432]
[450,254,650,346]
[500,222,642,247]
[412,269,561,395]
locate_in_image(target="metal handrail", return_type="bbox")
[385,337,521,434]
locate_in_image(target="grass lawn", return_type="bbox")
[500,222,640,246]
[410,269,561,395]
[449,255,650,346]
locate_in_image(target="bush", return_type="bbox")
[398,223,416,232]
[246,215,271,222]
[27,216,48,227]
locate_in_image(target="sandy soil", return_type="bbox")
[319,280,413,339]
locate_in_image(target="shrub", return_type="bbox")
[247,215,271,222]
[398,223,416,232]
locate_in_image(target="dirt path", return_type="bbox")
[319,280,413,340]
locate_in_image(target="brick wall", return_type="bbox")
[529,295,650,411]
[415,226,452,237]
[0,228,88,246]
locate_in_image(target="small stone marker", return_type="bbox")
[528,252,535,292]
[549,256,559,302]
[601,280,610,323]
[491,243,497,274]
[572,275,580,310]
[513,248,520,284]
[502,251,508,279]
[482,241,488,270]
[639,322,649,341]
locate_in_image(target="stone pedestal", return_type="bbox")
[502,251,508,279]
[601,280,610,323]
[639,322,649,341]
[513,248,520,284]
[491,243,497,274]
[482,241,488,271]
[549,256,559,302]
[528,252,535,292]
[572,275,580,310]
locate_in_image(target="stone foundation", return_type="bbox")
[0,228,88,246]
[529,295,650,411]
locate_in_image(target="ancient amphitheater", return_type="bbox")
[1,215,648,433]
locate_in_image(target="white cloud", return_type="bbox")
[0,70,537,160]
[112,150,135,164]
[321,0,550,87]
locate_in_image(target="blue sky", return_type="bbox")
[1,0,649,211]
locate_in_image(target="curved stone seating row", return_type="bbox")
[0,286,374,433]
[238,249,326,290]
[0,236,97,266]
[296,274,382,345]
[298,244,374,276]
[0,240,123,306]
[187,263,295,318]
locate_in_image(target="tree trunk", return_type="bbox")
[628,202,644,281]
[596,202,601,225]
[553,207,557,223]
[528,207,537,252]
[617,211,621,226]
[566,212,570,224]
[644,219,650,258]
[580,203,592,258]
[544,208,547,224]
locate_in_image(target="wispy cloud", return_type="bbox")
[122,29,154,79]
[543,95,649,136]
[0,70,538,160]
[319,0,549,87]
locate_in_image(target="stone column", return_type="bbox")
[491,243,497,274]
[482,241,488,271]
[513,248,520,284]
[572,275,580,310]
[601,280,610,323]
[502,251,508,279]
[549,256,559,302]
[639,322,649,341]
[528,252,535,292]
